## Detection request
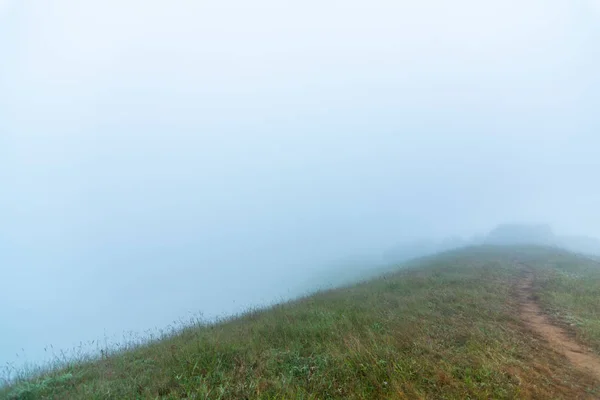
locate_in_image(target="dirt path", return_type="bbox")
[518,271,600,380]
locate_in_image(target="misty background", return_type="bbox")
[1,0,600,374]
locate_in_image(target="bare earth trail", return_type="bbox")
[517,269,600,381]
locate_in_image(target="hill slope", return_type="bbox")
[3,246,600,399]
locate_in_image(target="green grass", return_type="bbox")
[2,246,600,399]
[533,252,600,354]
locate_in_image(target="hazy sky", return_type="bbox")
[1,0,599,372]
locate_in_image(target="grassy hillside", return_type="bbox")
[533,253,600,354]
[2,246,600,399]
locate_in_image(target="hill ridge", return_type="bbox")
[3,246,600,399]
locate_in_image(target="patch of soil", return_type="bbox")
[518,271,600,380]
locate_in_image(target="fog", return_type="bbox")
[1,0,599,374]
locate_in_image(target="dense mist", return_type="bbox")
[1,0,599,375]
